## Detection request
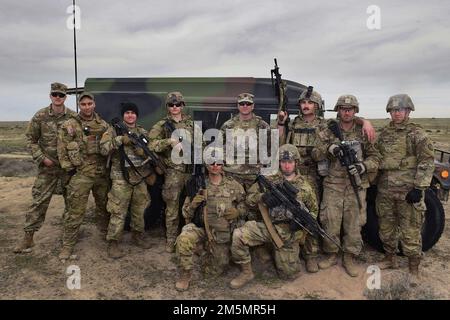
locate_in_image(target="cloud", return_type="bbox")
[0,0,449,120]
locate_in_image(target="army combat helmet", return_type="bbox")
[166,91,185,106]
[334,94,359,113]
[279,144,300,162]
[298,86,323,109]
[386,94,415,112]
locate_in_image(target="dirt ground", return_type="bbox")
[0,176,449,300]
[1,120,449,300]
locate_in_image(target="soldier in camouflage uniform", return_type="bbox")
[57,92,110,260]
[374,94,434,279]
[220,93,271,192]
[174,147,246,291]
[312,95,379,277]
[14,83,77,253]
[100,103,152,259]
[277,88,376,273]
[148,92,194,253]
[229,144,318,289]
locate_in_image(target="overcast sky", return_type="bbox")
[0,0,449,120]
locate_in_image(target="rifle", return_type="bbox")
[271,58,288,124]
[257,174,342,250]
[111,117,167,175]
[164,120,183,142]
[327,120,363,209]
[185,164,207,228]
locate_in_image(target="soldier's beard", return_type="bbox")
[281,169,295,177]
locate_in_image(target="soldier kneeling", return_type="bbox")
[175,147,246,291]
[229,144,318,289]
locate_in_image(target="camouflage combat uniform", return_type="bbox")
[23,104,76,233]
[176,175,246,276]
[283,113,327,261]
[220,113,270,192]
[231,172,318,279]
[148,113,194,246]
[100,125,151,242]
[314,120,379,255]
[58,111,110,249]
[375,120,434,257]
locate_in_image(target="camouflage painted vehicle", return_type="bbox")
[69,76,446,252]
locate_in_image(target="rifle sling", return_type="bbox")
[202,189,214,243]
[258,202,284,249]
[119,145,147,186]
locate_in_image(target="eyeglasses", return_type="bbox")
[339,108,354,113]
[51,92,66,98]
[167,103,183,108]
[238,102,253,106]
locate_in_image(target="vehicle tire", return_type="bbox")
[363,186,445,253]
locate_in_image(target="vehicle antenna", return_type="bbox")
[72,0,79,112]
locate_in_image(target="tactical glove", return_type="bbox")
[355,162,366,174]
[122,135,133,145]
[405,188,423,204]
[328,144,343,158]
[190,194,205,209]
[348,164,358,176]
[261,191,282,209]
[114,136,124,146]
[135,147,145,157]
[223,207,239,220]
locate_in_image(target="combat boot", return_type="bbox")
[13,231,35,253]
[58,246,74,261]
[343,253,359,277]
[230,263,255,289]
[378,253,399,270]
[175,269,192,291]
[408,256,421,281]
[305,257,319,273]
[108,240,125,259]
[132,231,151,249]
[318,253,338,270]
[166,239,176,253]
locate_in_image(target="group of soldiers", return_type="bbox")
[14,81,434,292]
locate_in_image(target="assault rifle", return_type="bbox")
[257,174,342,249]
[271,58,288,124]
[164,120,183,142]
[327,120,363,209]
[111,117,167,175]
[185,164,206,228]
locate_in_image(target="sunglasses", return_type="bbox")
[167,103,183,108]
[210,162,223,166]
[238,102,253,106]
[391,107,407,113]
[51,92,66,98]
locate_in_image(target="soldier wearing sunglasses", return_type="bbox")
[149,91,194,253]
[14,82,77,254]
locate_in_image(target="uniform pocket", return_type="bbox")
[67,141,82,166]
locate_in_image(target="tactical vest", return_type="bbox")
[67,113,108,176]
[222,114,269,175]
[378,124,418,171]
[161,115,194,172]
[287,116,326,177]
[204,177,239,244]
[326,122,367,184]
